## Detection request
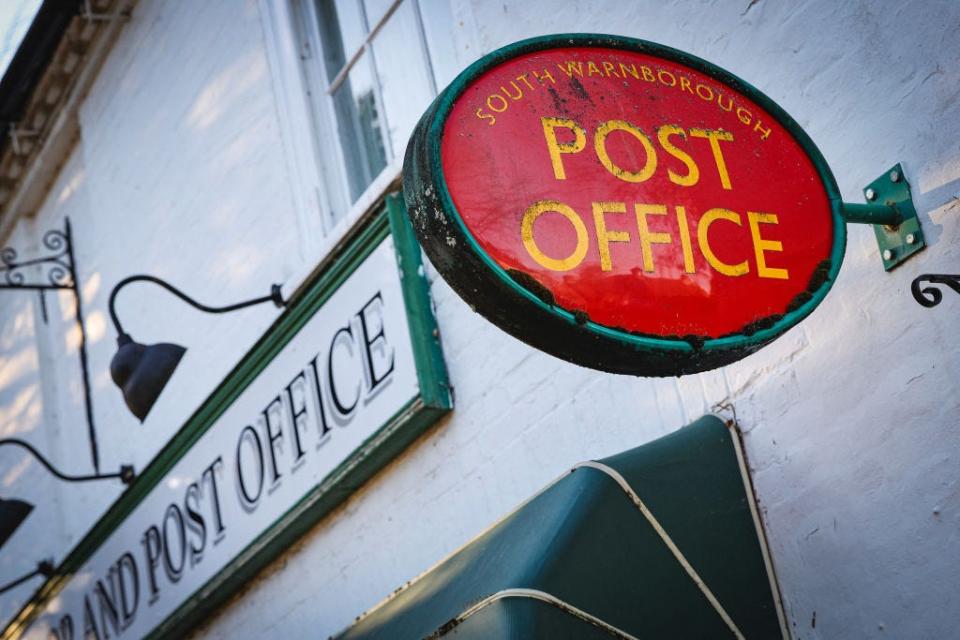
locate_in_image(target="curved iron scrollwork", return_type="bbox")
[0,218,102,474]
[0,227,73,289]
[911,274,960,308]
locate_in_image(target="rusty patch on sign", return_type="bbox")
[507,268,556,306]
[568,77,593,104]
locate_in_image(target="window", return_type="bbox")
[295,0,457,228]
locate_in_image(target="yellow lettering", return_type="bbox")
[657,69,677,87]
[541,117,586,180]
[689,129,734,190]
[476,107,495,126]
[717,93,734,112]
[656,125,700,187]
[675,206,696,273]
[521,200,589,271]
[695,83,714,101]
[487,94,508,113]
[640,66,656,82]
[558,61,584,78]
[592,202,631,271]
[679,76,694,94]
[748,212,789,279]
[587,61,603,76]
[601,61,618,77]
[501,81,523,101]
[619,62,640,80]
[698,208,749,276]
[517,73,534,90]
[533,68,556,84]
[594,120,657,183]
[635,204,672,273]
[753,119,772,140]
[736,106,752,125]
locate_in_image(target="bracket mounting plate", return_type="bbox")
[863,163,925,271]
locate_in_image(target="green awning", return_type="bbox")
[335,415,786,639]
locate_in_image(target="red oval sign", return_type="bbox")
[405,35,845,375]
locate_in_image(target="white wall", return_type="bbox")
[0,219,71,626]
[1,0,957,638]
[0,0,303,624]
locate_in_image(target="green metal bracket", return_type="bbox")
[840,163,925,271]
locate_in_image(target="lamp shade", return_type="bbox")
[110,334,186,422]
[0,498,33,549]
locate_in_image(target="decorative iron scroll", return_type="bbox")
[0,227,74,290]
[0,218,100,473]
[911,274,960,308]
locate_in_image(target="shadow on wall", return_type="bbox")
[0,301,42,444]
[916,161,960,248]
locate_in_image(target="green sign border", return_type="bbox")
[2,194,452,639]
[404,33,846,375]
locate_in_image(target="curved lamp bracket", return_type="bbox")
[107,275,286,422]
[0,560,54,596]
[0,438,134,485]
[108,275,285,339]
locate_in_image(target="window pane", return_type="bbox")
[315,0,367,82]
[362,0,396,28]
[330,53,389,201]
[369,0,434,157]
[417,0,460,89]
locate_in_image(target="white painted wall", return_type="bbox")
[0,0,957,638]
[0,0,303,625]
[0,219,71,627]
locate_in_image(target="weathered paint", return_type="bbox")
[404,34,845,377]
[0,2,956,640]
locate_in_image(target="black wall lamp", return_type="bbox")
[108,275,285,421]
[0,438,134,551]
[0,218,102,473]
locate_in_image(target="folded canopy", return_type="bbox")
[335,415,786,639]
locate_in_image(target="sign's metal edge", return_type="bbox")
[2,199,451,639]
[408,33,846,366]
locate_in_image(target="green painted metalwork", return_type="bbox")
[840,202,903,226]
[850,163,925,271]
[334,415,786,639]
[2,197,451,640]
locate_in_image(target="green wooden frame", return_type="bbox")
[2,193,451,640]
[404,33,846,376]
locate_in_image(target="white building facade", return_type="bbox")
[0,0,957,638]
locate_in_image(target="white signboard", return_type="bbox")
[21,227,447,640]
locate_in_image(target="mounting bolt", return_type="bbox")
[905,233,916,245]
[882,249,894,261]
[865,188,877,201]
[889,169,901,183]
[120,464,136,485]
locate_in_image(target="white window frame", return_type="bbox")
[258,0,448,302]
